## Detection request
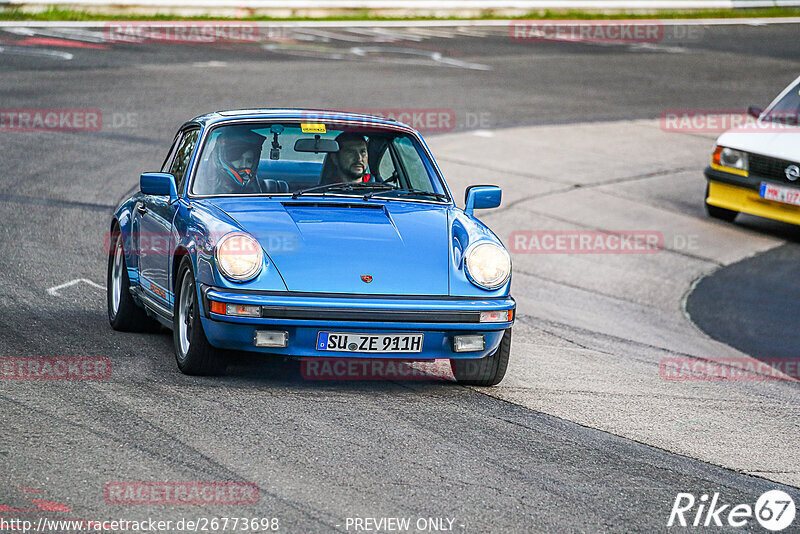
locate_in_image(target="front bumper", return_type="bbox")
[197,285,515,359]
[705,166,800,225]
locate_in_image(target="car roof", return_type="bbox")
[183,109,415,133]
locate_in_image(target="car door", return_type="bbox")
[137,128,200,308]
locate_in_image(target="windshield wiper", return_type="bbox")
[391,190,449,200]
[292,182,393,199]
[362,185,400,200]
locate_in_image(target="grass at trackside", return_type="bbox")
[2,6,800,21]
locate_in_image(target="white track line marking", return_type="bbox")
[47,278,104,296]
[292,28,375,42]
[1,26,107,42]
[1,18,800,29]
[0,45,73,59]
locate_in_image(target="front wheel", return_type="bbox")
[451,328,511,386]
[173,258,226,376]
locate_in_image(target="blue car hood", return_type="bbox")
[200,198,450,295]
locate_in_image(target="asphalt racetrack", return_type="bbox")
[1,19,799,533]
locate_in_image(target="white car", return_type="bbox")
[704,75,800,225]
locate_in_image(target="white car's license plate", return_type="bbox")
[760,182,800,206]
[316,332,424,353]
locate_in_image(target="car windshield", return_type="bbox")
[762,81,800,125]
[191,122,447,200]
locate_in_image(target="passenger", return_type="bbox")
[209,130,264,194]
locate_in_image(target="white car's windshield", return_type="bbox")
[763,82,800,125]
[191,122,447,200]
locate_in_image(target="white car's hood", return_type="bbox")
[717,124,800,161]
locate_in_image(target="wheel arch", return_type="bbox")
[172,245,192,293]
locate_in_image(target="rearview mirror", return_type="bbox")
[465,185,502,216]
[747,106,763,119]
[140,172,178,198]
[294,136,339,154]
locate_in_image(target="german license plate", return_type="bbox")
[316,332,423,353]
[760,182,800,206]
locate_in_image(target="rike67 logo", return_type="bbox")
[668,490,796,531]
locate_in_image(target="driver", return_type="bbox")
[327,132,371,183]
[209,129,264,194]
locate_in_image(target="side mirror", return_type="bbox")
[747,106,763,119]
[140,172,178,198]
[465,185,501,216]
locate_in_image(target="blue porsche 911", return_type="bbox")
[107,109,515,385]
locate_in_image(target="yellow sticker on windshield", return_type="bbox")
[301,123,326,134]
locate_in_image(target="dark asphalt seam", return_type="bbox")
[508,207,724,267]
[579,188,733,266]
[536,325,616,357]
[500,186,577,211]
[514,268,662,311]
[591,166,700,187]
[0,193,115,212]
[493,386,774,403]
[434,155,562,183]
[463,371,800,492]
[0,389,339,531]
[486,165,700,215]
[514,313,707,362]
[465,381,800,491]
[516,312,800,387]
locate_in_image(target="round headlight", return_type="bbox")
[465,242,511,290]
[215,232,263,282]
[719,147,748,170]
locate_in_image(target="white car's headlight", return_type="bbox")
[465,242,511,290]
[215,232,263,282]
[714,146,748,172]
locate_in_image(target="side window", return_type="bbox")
[160,134,181,172]
[393,137,433,191]
[377,149,397,181]
[170,129,200,192]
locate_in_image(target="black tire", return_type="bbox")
[107,228,159,332]
[451,328,511,386]
[705,184,738,222]
[173,258,226,376]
